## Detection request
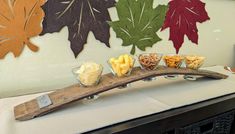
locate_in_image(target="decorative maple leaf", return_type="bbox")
[40,0,116,57]
[0,0,45,58]
[109,0,168,55]
[161,0,210,53]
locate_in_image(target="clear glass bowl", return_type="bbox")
[138,53,163,70]
[107,56,135,77]
[185,56,205,70]
[163,54,184,79]
[163,54,184,68]
[108,56,135,89]
[72,64,103,87]
[184,56,206,81]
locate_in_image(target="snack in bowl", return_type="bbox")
[185,55,205,70]
[138,53,162,70]
[163,55,184,68]
[73,62,103,87]
[108,54,135,77]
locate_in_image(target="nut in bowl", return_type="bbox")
[163,55,184,68]
[185,55,205,70]
[138,53,162,70]
[108,54,135,77]
[72,62,103,87]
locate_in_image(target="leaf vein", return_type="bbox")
[138,2,145,24]
[120,27,131,37]
[24,1,39,30]
[77,2,84,37]
[87,0,96,20]
[57,0,75,19]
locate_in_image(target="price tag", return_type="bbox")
[36,95,52,109]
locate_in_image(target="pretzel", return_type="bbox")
[139,53,161,70]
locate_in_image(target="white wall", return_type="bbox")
[0,0,235,98]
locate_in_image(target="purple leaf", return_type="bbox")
[41,0,116,57]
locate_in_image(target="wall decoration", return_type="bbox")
[161,0,210,53]
[0,0,45,59]
[109,0,168,55]
[40,0,116,57]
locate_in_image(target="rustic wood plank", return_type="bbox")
[14,66,228,121]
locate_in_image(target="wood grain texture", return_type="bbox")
[14,66,228,121]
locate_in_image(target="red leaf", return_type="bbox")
[161,0,210,53]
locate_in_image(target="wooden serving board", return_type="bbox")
[14,66,228,121]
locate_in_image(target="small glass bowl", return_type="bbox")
[138,53,162,81]
[184,56,205,81]
[138,53,163,71]
[185,55,205,70]
[163,54,184,68]
[163,54,184,79]
[107,56,135,77]
[72,64,103,87]
[107,55,135,89]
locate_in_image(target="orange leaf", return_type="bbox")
[0,0,45,58]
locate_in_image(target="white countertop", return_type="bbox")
[0,66,235,134]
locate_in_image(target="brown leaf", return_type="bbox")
[0,0,45,58]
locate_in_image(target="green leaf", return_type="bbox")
[109,0,168,55]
